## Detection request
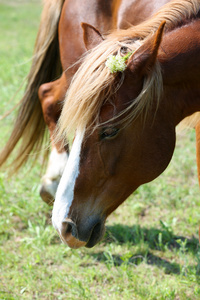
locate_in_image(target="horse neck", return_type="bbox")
[59,0,171,70]
[159,18,200,125]
[116,0,170,28]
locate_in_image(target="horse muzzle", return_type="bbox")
[57,216,105,249]
[39,179,59,205]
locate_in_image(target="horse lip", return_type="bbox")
[85,222,105,248]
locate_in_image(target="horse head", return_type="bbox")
[52,15,200,248]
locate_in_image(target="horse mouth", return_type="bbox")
[85,221,105,248]
[54,215,106,249]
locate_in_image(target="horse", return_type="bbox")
[0,0,172,204]
[51,0,200,249]
[1,0,200,244]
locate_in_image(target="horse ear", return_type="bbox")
[81,23,104,51]
[127,21,166,75]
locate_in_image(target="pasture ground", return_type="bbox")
[0,1,200,299]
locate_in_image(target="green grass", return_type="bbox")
[0,1,200,299]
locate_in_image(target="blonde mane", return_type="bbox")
[58,0,200,141]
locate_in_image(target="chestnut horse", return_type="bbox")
[1,0,200,240]
[0,0,174,205]
[52,0,200,248]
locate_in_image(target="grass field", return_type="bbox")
[1,1,200,299]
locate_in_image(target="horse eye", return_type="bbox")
[120,46,129,55]
[100,128,119,140]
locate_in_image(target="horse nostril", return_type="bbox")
[66,222,72,233]
[59,219,87,248]
[62,219,78,239]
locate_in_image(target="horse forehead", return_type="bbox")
[100,101,116,123]
[99,76,142,124]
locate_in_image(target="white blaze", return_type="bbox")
[41,147,69,197]
[52,129,85,233]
